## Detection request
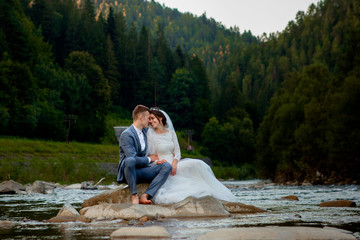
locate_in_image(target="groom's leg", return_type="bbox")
[136,162,172,197]
[123,157,137,195]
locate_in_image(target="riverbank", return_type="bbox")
[0,136,209,184]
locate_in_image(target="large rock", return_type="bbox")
[26,180,56,194]
[197,226,356,240]
[110,226,170,239]
[0,180,26,194]
[80,196,231,220]
[82,184,148,208]
[320,200,356,207]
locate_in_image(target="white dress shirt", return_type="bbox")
[133,125,145,151]
[133,125,151,163]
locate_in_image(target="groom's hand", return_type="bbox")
[149,154,159,163]
[156,159,167,165]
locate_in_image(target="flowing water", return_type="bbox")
[0,180,359,239]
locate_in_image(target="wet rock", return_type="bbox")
[280,195,299,201]
[65,183,82,189]
[81,181,97,190]
[139,216,148,222]
[26,180,56,194]
[197,226,356,240]
[48,215,77,223]
[81,183,147,208]
[76,215,91,223]
[48,204,90,223]
[48,215,90,223]
[320,200,356,207]
[0,180,26,194]
[110,226,170,239]
[221,201,267,214]
[80,196,230,220]
[0,220,15,227]
[57,204,80,217]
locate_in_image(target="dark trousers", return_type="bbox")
[123,157,172,197]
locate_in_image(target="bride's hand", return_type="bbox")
[171,159,178,176]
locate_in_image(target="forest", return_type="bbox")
[1,0,359,184]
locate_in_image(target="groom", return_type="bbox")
[116,105,172,204]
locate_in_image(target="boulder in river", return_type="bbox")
[80,196,232,220]
[320,200,356,207]
[26,180,56,194]
[81,183,146,208]
[57,204,80,217]
[110,226,170,239]
[0,180,26,194]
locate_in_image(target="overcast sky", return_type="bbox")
[153,0,321,36]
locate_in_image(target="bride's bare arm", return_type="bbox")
[171,159,178,176]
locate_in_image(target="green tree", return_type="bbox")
[65,51,111,142]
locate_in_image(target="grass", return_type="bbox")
[0,132,208,185]
[0,132,252,185]
[0,136,119,184]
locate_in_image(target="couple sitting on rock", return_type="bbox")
[116,105,237,205]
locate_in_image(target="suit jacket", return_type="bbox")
[116,125,149,183]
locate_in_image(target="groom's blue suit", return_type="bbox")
[116,125,172,197]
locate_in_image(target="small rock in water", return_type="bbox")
[0,220,15,227]
[280,195,299,201]
[57,204,80,217]
[320,200,356,207]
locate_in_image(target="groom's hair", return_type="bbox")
[132,105,149,120]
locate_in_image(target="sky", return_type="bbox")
[153,0,321,36]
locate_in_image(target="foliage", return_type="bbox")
[1,0,360,183]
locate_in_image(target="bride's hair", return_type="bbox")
[150,107,167,126]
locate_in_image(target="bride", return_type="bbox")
[146,107,237,204]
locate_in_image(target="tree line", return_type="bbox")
[210,0,359,183]
[1,0,211,143]
[1,0,359,183]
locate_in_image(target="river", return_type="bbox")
[0,180,359,239]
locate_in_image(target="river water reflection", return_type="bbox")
[1,180,359,239]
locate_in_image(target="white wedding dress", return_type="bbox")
[147,129,237,204]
